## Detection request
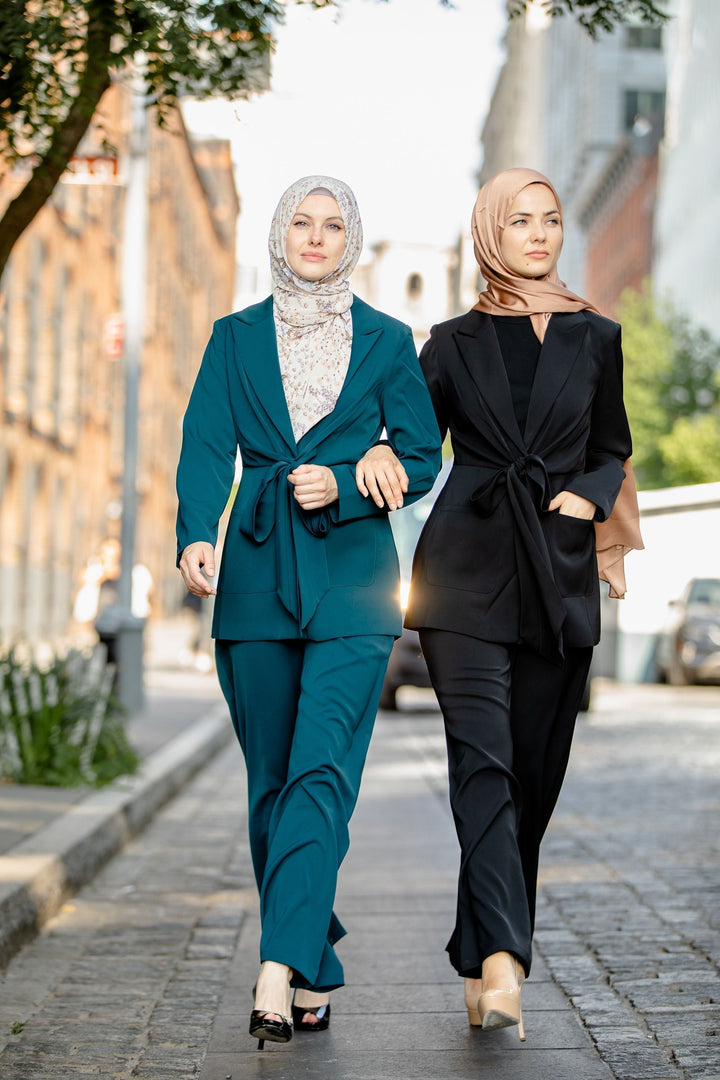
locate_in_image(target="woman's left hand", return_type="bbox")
[288,464,339,509]
[548,491,597,520]
[356,444,409,510]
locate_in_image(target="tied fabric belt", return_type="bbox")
[471,454,567,661]
[236,461,332,629]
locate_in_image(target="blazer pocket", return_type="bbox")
[423,509,499,594]
[218,533,277,594]
[325,523,377,588]
[546,512,596,597]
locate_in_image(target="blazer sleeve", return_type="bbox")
[175,320,238,560]
[564,323,633,522]
[332,325,442,522]
[417,327,450,442]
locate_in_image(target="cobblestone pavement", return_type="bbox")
[411,680,720,1080]
[0,681,718,1079]
[535,682,720,1080]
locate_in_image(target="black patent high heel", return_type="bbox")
[249,1010,293,1050]
[291,1001,331,1031]
[250,961,293,1050]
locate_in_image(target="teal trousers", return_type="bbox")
[215,635,394,991]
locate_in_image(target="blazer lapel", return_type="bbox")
[230,298,297,452]
[524,311,589,449]
[453,311,524,453]
[341,295,384,394]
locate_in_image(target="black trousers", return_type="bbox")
[419,630,592,978]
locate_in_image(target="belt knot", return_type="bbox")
[471,454,550,517]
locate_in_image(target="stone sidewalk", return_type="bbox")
[0,617,228,964]
[0,678,718,1079]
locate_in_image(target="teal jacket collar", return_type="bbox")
[229,295,385,455]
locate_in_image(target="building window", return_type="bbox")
[406,272,423,299]
[624,90,665,135]
[625,26,662,50]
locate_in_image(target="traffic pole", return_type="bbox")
[115,70,148,714]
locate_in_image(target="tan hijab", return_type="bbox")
[472,167,597,343]
[472,167,643,597]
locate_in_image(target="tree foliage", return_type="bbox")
[617,286,720,489]
[508,0,669,38]
[0,0,671,277]
[0,0,319,277]
[1,0,285,167]
[657,414,720,488]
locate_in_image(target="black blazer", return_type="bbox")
[404,309,632,659]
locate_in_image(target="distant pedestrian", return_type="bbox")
[176,176,440,1048]
[401,168,642,1039]
[73,538,152,662]
[178,589,213,672]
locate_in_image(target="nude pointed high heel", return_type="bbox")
[464,977,483,1027]
[478,952,526,1042]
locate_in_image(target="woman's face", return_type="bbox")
[285,193,346,281]
[500,183,562,278]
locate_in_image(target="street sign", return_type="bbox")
[63,156,120,184]
[104,312,124,358]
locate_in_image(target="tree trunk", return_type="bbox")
[0,3,114,281]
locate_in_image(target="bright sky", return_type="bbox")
[183,0,506,288]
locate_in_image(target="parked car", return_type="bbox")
[655,578,720,685]
[379,461,451,710]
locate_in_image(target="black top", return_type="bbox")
[491,315,541,437]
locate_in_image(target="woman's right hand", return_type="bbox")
[548,491,596,520]
[178,541,217,597]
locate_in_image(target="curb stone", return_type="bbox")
[0,703,231,966]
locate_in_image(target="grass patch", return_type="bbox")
[0,644,138,787]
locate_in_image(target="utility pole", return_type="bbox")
[115,71,149,713]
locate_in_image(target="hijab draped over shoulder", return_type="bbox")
[471,167,642,596]
[269,175,363,442]
[472,167,596,344]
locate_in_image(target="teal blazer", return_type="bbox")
[176,295,441,641]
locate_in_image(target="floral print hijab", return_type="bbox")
[268,175,364,442]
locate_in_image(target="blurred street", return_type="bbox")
[0,674,718,1079]
[3,4,720,1078]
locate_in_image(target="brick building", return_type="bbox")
[0,79,238,646]
[579,134,660,318]
[480,2,665,294]
[654,0,720,338]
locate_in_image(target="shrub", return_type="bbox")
[0,644,139,787]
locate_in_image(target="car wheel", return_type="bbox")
[578,676,591,713]
[379,681,398,711]
[668,658,689,686]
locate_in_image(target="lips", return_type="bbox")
[302,252,325,261]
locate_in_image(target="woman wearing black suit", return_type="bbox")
[404,168,639,1040]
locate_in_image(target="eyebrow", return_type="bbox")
[507,208,560,217]
[292,212,345,224]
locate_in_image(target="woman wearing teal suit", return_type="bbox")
[176,176,440,1048]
